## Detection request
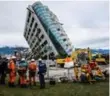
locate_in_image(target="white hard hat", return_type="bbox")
[31,59,35,62]
[21,58,25,61]
[11,56,16,59]
[38,58,42,61]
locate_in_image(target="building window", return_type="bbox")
[28,28,31,35]
[66,44,68,47]
[44,40,48,45]
[36,33,38,37]
[41,52,44,55]
[34,23,38,28]
[39,38,41,42]
[32,39,34,43]
[31,33,33,37]
[35,44,37,48]
[27,18,29,23]
[28,12,31,18]
[32,47,35,52]
[30,17,34,27]
[35,42,38,47]
[37,28,41,34]
[63,38,66,42]
[41,43,44,47]
[30,22,32,27]
[33,23,37,33]
[41,34,44,39]
[28,32,29,35]
[44,49,47,53]
[57,28,60,31]
[33,28,35,32]
[32,17,34,23]
[26,36,28,39]
[50,52,54,57]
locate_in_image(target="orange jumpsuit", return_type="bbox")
[28,62,37,85]
[18,67,27,86]
[8,60,16,85]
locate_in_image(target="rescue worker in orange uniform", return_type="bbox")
[18,58,28,88]
[8,58,16,87]
[28,59,37,86]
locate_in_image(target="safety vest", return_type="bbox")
[8,60,16,70]
[28,62,37,71]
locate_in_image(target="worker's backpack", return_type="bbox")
[29,63,36,71]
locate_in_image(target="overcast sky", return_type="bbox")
[0,1,109,49]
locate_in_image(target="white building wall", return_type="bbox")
[24,6,59,59]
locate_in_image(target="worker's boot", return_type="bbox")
[11,83,15,87]
[23,84,27,88]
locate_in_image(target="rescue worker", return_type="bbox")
[8,58,16,87]
[38,59,47,89]
[81,64,87,73]
[18,58,28,88]
[94,66,105,81]
[87,61,94,80]
[74,63,79,81]
[80,64,88,83]
[85,64,93,84]
[0,57,8,85]
[28,59,37,86]
[89,59,97,70]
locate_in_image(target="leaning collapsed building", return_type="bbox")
[24,2,73,59]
